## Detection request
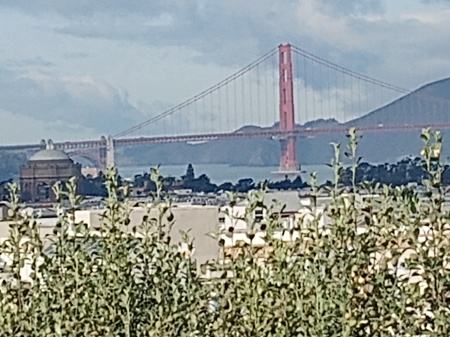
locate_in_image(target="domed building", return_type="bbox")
[20,149,82,203]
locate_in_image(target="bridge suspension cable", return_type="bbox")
[5,42,450,165]
[293,44,450,123]
[291,45,410,94]
[113,42,450,141]
[114,47,278,138]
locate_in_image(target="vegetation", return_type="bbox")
[338,155,450,187]
[78,173,110,197]
[133,165,306,194]
[1,128,450,335]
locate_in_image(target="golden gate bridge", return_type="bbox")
[1,43,450,172]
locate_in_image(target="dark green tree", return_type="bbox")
[182,164,195,182]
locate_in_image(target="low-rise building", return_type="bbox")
[0,204,221,281]
[219,191,331,248]
[74,204,220,269]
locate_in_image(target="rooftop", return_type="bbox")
[29,149,71,162]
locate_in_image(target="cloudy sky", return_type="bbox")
[0,0,449,144]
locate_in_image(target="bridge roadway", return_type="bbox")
[1,123,450,152]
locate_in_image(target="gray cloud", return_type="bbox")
[3,1,448,90]
[63,52,89,60]
[3,57,54,69]
[0,1,386,68]
[36,0,400,81]
[317,0,385,16]
[0,0,428,91]
[0,65,147,136]
[1,1,448,85]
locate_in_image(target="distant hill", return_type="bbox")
[344,77,450,163]
[117,137,281,167]
[349,77,450,127]
[117,77,450,167]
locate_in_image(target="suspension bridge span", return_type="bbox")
[1,44,450,172]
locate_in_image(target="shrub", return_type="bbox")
[1,129,450,336]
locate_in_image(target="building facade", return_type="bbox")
[20,149,82,203]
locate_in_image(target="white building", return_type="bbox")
[219,191,331,248]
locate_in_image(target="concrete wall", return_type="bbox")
[74,205,220,269]
[0,205,220,281]
[0,218,58,242]
[0,206,5,221]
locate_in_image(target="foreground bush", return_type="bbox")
[1,129,450,336]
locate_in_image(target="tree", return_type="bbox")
[182,164,195,182]
[234,178,254,193]
[190,174,216,193]
[218,181,234,191]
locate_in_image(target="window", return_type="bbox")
[255,209,264,222]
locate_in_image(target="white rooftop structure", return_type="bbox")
[29,149,70,162]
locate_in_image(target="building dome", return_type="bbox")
[29,149,71,162]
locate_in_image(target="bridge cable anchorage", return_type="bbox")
[113,48,278,138]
